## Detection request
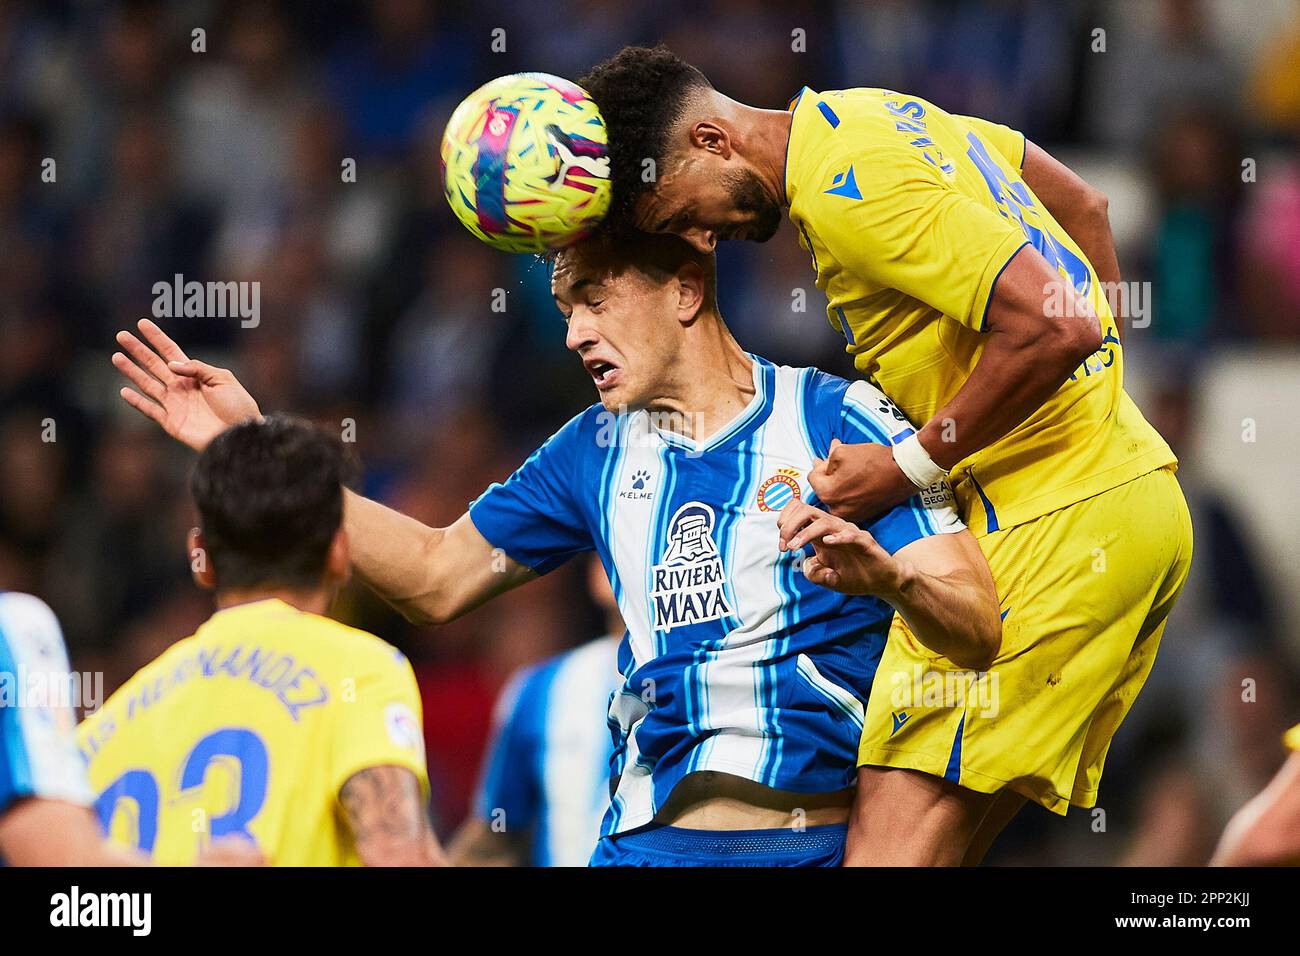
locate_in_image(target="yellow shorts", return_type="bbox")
[858,466,1193,814]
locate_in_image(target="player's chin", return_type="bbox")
[596,385,629,413]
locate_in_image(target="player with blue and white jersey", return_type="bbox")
[451,558,621,867]
[1,592,263,866]
[112,230,1001,867]
[0,592,133,865]
[470,635,619,866]
[466,351,970,852]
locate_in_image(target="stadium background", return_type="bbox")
[1,0,1298,864]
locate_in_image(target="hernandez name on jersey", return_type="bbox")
[469,356,963,836]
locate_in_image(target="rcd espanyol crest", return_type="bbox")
[651,502,734,632]
[757,467,801,512]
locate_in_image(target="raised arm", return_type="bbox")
[914,243,1103,473]
[778,502,1000,670]
[799,124,1111,524]
[112,319,535,625]
[810,242,1104,523]
[345,496,534,625]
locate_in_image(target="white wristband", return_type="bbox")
[892,433,948,489]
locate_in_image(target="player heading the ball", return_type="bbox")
[110,228,1000,867]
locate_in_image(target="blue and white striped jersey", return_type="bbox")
[0,592,93,818]
[469,357,963,837]
[475,634,620,866]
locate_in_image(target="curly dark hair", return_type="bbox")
[191,415,351,590]
[578,45,713,228]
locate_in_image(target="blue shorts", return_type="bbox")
[589,823,847,867]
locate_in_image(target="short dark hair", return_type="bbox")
[578,45,712,228]
[191,416,348,590]
[553,226,718,314]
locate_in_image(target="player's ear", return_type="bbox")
[325,527,351,588]
[689,121,731,159]
[675,262,706,323]
[189,527,216,590]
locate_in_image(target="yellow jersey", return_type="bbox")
[78,599,427,866]
[1286,723,1300,752]
[785,87,1175,533]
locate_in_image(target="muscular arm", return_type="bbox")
[915,244,1103,472]
[811,241,1105,523]
[882,530,1001,669]
[1211,751,1300,866]
[344,495,534,626]
[339,765,446,867]
[1021,141,1123,341]
[113,320,547,626]
[0,798,144,866]
[780,505,1000,670]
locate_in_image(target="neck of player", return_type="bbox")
[647,313,754,443]
[215,586,334,617]
[713,91,793,209]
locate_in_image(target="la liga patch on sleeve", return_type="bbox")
[384,702,423,753]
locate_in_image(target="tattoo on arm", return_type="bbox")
[340,765,432,857]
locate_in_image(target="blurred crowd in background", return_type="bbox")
[2,0,1299,863]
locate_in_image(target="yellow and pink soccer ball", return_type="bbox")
[440,72,612,254]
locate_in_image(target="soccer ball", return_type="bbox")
[440,72,612,254]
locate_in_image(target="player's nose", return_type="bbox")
[565,312,597,352]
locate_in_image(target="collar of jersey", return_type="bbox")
[784,86,813,206]
[651,354,775,456]
[210,597,294,619]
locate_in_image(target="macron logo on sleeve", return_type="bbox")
[824,165,861,200]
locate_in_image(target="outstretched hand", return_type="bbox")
[112,318,261,451]
[776,500,905,598]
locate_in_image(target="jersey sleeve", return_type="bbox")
[468,410,596,575]
[1285,723,1300,752]
[473,666,546,833]
[836,381,965,555]
[958,115,1026,171]
[0,593,93,813]
[801,143,1028,333]
[330,641,429,801]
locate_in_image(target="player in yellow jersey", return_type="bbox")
[579,46,1193,864]
[78,417,442,867]
[1212,723,1300,866]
